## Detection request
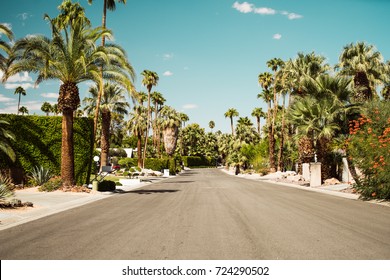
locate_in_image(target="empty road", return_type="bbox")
[1,168,389,259]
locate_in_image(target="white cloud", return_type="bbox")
[232,1,253,13]
[163,53,174,60]
[6,71,33,83]
[232,2,302,20]
[0,94,14,103]
[182,104,198,110]
[41,93,58,99]
[273,33,282,40]
[254,7,276,15]
[287,13,303,20]
[4,83,36,90]
[163,71,173,77]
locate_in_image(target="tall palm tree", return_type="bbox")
[0,23,13,72]
[128,105,147,168]
[13,86,26,115]
[159,106,182,158]
[88,0,129,144]
[5,1,133,186]
[83,83,129,167]
[224,108,239,136]
[336,42,385,102]
[0,119,16,162]
[251,107,265,136]
[151,91,165,149]
[179,112,189,128]
[141,69,159,167]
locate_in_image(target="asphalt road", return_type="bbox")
[0,168,389,260]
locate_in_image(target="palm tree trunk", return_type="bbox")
[61,109,75,186]
[230,117,234,136]
[143,89,151,168]
[100,110,110,168]
[277,97,286,171]
[17,93,21,115]
[256,117,261,136]
[267,102,276,172]
[137,133,142,168]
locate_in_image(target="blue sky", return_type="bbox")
[1,0,389,133]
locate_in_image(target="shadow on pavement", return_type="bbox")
[117,189,180,195]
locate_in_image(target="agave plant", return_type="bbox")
[0,183,14,202]
[30,166,52,186]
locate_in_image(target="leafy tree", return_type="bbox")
[83,82,129,167]
[5,1,133,185]
[209,120,215,131]
[224,108,239,136]
[0,23,13,72]
[41,102,53,116]
[14,86,26,115]
[18,106,28,115]
[141,69,159,167]
[336,42,385,102]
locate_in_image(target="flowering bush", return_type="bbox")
[346,101,390,199]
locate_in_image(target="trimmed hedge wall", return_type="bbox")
[182,156,215,167]
[0,114,93,185]
[118,157,170,172]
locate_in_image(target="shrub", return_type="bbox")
[30,165,52,186]
[98,180,116,192]
[347,101,390,199]
[118,158,169,171]
[183,156,214,167]
[38,176,63,192]
[0,183,14,201]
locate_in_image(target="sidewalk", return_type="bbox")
[0,180,153,231]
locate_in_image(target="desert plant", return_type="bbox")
[30,165,52,186]
[0,183,14,202]
[38,177,63,192]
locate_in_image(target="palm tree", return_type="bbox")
[128,105,147,168]
[224,108,239,136]
[88,0,129,145]
[141,70,159,167]
[337,42,385,102]
[83,83,129,167]
[18,106,28,115]
[251,107,266,136]
[0,119,16,162]
[5,1,134,186]
[41,102,53,116]
[151,91,166,149]
[209,120,215,131]
[0,23,13,72]
[14,86,26,115]
[179,112,189,128]
[159,106,182,157]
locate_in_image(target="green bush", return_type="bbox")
[118,157,169,171]
[0,114,93,185]
[38,177,63,192]
[98,180,116,192]
[182,156,214,167]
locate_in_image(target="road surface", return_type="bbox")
[0,168,389,259]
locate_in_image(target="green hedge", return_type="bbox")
[182,156,215,167]
[118,157,169,171]
[0,114,93,185]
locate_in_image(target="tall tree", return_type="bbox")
[141,70,159,167]
[18,106,28,115]
[88,0,129,145]
[83,83,129,167]
[151,91,165,150]
[224,108,239,136]
[13,86,26,115]
[41,102,53,116]
[0,23,13,72]
[251,107,265,136]
[128,105,147,168]
[159,106,182,158]
[337,42,385,102]
[5,1,133,185]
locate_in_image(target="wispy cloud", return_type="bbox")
[163,71,173,77]
[4,83,36,90]
[232,2,302,20]
[0,94,14,103]
[5,71,32,83]
[182,104,198,110]
[17,12,32,26]
[41,93,58,99]
[163,53,174,60]
[273,33,282,40]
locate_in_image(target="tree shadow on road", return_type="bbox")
[116,189,180,195]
